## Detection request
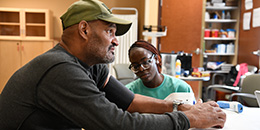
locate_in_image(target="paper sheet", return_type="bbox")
[253,8,260,28]
[245,0,253,10]
[243,12,251,30]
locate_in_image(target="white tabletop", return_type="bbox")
[179,76,210,81]
[190,106,260,130]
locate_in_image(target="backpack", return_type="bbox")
[224,66,239,86]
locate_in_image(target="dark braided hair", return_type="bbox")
[128,40,162,73]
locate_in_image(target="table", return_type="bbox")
[190,106,260,130]
[209,70,229,74]
[179,76,210,81]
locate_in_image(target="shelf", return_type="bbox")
[206,6,238,10]
[0,22,20,26]
[202,0,239,84]
[26,23,46,26]
[204,37,236,40]
[205,19,237,23]
[204,53,235,56]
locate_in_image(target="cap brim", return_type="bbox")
[98,15,132,36]
[115,23,132,36]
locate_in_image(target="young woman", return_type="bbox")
[126,40,194,100]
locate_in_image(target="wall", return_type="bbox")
[144,0,158,25]
[143,0,159,42]
[238,0,260,68]
[0,0,145,41]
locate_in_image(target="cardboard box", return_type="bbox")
[213,3,226,7]
[211,0,223,3]
[225,0,238,6]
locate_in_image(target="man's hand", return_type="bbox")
[178,98,203,112]
[177,104,193,111]
[183,101,226,128]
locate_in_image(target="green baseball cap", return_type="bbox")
[60,0,132,36]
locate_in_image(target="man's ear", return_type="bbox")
[78,20,89,39]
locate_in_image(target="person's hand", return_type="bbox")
[178,104,192,111]
[183,101,226,128]
[178,98,203,111]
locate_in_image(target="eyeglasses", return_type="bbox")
[129,54,155,73]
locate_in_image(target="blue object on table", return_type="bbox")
[217,101,243,113]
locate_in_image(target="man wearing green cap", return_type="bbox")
[0,0,226,129]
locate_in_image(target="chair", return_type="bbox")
[113,64,136,85]
[229,74,260,107]
[206,65,258,101]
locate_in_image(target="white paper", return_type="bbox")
[243,12,251,30]
[245,0,253,10]
[253,8,260,28]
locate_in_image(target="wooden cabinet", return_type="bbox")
[203,1,240,65]
[0,8,52,40]
[0,40,53,93]
[0,7,53,93]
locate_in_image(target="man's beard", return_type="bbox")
[103,54,115,63]
[102,45,115,63]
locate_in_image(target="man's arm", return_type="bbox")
[103,75,194,114]
[103,75,175,113]
[128,95,226,128]
[104,75,226,128]
[127,94,174,114]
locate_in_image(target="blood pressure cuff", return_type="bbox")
[102,76,134,110]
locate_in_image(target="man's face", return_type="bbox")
[87,20,119,64]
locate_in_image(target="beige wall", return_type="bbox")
[149,0,158,26]
[0,0,145,41]
[144,0,159,42]
[145,0,158,26]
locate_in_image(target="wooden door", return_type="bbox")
[21,41,53,66]
[238,0,260,69]
[0,41,21,93]
[0,41,53,93]
[159,0,204,99]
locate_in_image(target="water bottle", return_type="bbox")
[175,59,181,78]
[226,11,231,19]
[222,10,225,19]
